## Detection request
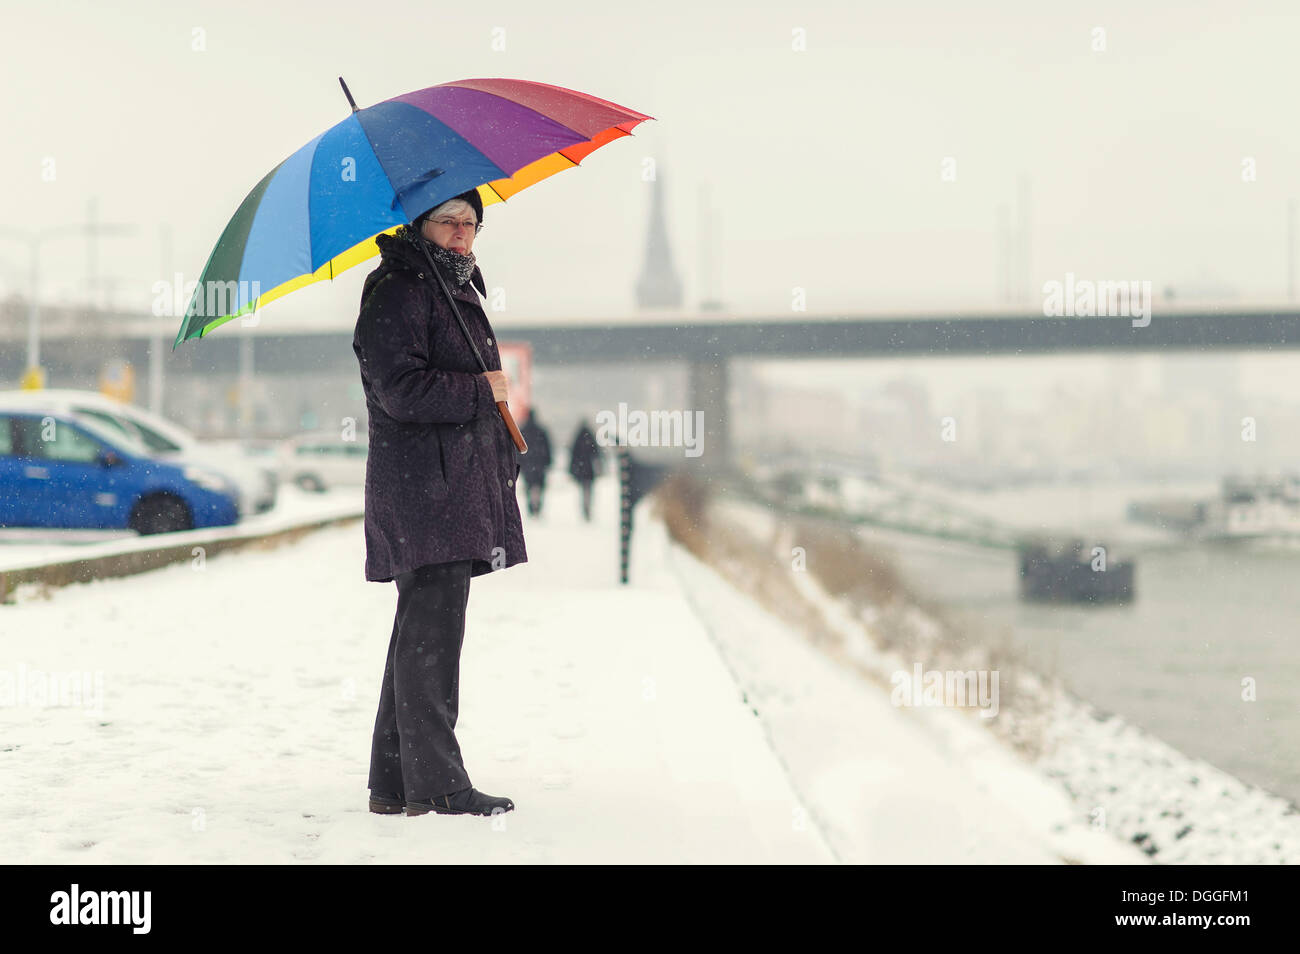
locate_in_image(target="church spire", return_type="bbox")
[635,167,683,309]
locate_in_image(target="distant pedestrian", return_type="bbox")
[568,420,604,522]
[519,407,553,517]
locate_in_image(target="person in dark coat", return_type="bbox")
[352,188,525,818]
[518,407,552,517]
[568,420,604,522]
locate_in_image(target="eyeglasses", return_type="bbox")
[429,217,482,234]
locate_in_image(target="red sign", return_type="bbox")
[498,341,533,426]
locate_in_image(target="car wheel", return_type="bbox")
[130,494,193,535]
[295,473,326,493]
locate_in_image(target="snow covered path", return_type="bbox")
[0,477,833,863]
[0,471,1152,864]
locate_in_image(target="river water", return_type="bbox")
[849,479,1300,804]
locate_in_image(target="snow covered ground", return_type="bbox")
[0,473,1169,863]
[0,477,833,863]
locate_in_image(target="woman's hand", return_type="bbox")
[483,370,510,402]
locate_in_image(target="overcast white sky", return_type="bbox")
[4,0,1300,412]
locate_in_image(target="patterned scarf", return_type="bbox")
[394,223,478,286]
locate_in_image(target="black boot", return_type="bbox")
[406,787,515,817]
[368,790,406,815]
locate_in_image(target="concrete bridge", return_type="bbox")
[6,305,1300,454]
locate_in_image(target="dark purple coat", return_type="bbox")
[352,232,527,583]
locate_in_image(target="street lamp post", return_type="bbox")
[0,226,79,382]
[1,209,137,388]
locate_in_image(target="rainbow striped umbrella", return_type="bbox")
[173,77,652,348]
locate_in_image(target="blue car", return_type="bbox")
[0,408,239,534]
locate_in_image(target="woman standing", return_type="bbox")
[352,188,526,817]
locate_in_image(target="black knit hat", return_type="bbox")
[414,188,484,227]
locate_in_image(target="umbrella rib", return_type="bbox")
[349,108,450,226]
[306,132,319,278]
[439,80,645,140]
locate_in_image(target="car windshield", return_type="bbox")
[77,407,182,453]
[72,408,146,444]
[68,413,151,456]
[127,419,183,453]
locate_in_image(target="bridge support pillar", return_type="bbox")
[687,353,731,471]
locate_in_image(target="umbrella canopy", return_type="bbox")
[173,77,652,348]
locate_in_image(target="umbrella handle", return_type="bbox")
[413,236,528,455]
[498,401,528,454]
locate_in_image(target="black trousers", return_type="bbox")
[368,559,473,800]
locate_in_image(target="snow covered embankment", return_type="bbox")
[676,490,1299,864]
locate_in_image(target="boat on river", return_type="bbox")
[1017,538,1135,604]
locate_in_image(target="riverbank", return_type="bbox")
[656,474,1300,863]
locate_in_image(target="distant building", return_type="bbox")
[635,171,683,309]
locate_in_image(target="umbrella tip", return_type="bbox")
[339,76,359,113]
